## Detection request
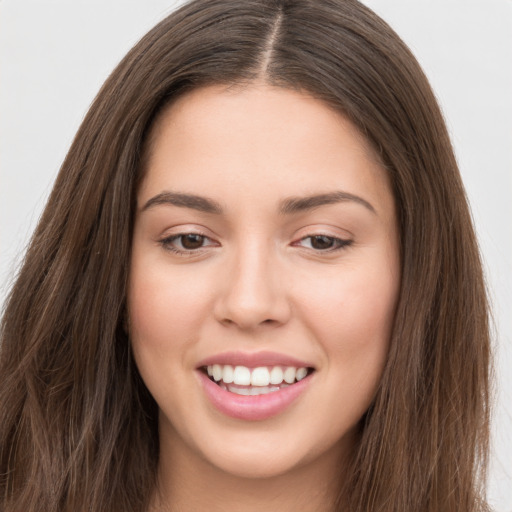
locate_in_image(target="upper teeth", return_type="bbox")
[206,364,308,386]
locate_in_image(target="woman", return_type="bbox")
[0,1,491,511]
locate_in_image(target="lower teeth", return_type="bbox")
[218,383,289,395]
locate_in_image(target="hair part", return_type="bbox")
[0,1,491,511]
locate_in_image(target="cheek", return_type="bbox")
[127,258,216,410]
[302,265,397,341]
[295,252,399,386]
[271,257,399,456]
[128,258,213,353]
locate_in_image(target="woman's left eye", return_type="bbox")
[295,235,352,251]
[159,233,217,254]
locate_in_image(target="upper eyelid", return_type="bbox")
[162,231,211,240]
[158,221,351,238]
[297,234,350,242]
[159,224,213,235]
[158,230,351,242]
[159,226,215,242]
[293,235,352,248]
[161,233,217,245]
[292,230,352,242]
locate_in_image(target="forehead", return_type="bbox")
[139,84,393,219]
[146,83,380,164]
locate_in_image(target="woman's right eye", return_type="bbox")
[159,233,217,254]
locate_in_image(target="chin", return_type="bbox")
[213,446,307,479]
[181,419,354,482]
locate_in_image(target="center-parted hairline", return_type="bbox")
[257,8,283,78]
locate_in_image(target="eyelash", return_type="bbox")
[293,235,353,252]
[159,233,353,256]
[159,233,217,256]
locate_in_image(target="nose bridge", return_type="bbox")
[215,236,289,329]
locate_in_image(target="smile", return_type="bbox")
[197,356,316,421]
[205,364,311,395]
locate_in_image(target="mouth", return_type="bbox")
[196,352,316,420]
[200,364,316,396]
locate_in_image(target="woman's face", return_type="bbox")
[128,84,400,479]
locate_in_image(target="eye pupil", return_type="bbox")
[181,234,204,249]
[311,235,334,250]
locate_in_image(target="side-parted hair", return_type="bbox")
[0,1,491,511]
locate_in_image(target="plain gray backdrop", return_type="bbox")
[1,1,511,509]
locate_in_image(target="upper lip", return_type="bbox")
[196,351,315,369]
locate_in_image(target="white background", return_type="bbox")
[0,1,511,509]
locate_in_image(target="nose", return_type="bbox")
[213,240,291,330]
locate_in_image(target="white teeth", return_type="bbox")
[251,367,270,386]
[233,366,251,385]
[296,367,308,381]
[228,385,275,396]
[269,366,284,385]
[212,364,222,382]
[222,364,234,383]
[205,364,310,387]
[283,366,296,384]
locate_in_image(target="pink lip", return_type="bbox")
[196,350,314,369]
[197,370,314,421]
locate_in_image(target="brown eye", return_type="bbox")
[295,235,353,252]
[310,235,336,250]
[181,234,205,250]
[160,232,217,254]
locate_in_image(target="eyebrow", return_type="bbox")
[279,191,376,215]
[141,190,376,215]
[142,191,223,214]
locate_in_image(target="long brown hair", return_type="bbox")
[0,1,491,510]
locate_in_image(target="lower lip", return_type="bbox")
[197,371,313,421]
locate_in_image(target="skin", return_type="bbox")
[128,83,400,512]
